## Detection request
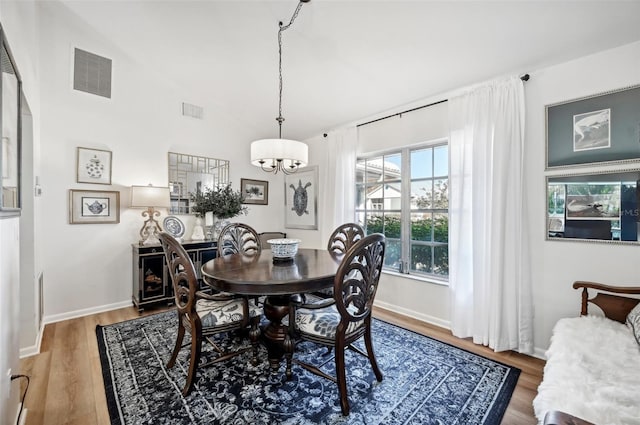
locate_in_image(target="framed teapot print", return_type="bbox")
[69,189,120,224]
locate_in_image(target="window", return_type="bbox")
[355,141,449,280]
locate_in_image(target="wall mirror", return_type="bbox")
[546,169,640,244]
[0,26,22,216]
[167,152,229,214]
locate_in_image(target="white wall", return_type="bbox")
[0,219,20,425]
[525,40,640,355]
[37,1,288,321]
[0,0,40,423]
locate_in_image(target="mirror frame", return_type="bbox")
[546,168,640,245]
[0,24,22,217]
[167,152,230,215]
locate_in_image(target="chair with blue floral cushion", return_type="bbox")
[290,233,386,416]
[159,232,262,395]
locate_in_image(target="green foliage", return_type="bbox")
[190,184,247,219]
[365,214,449,276]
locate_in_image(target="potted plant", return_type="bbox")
[190,183,247,218]
[190,184,247,239]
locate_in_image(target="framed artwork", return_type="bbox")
[77,147,112,184]
[241,178,268,205]
[69,189,120,224]
[546,84,640,170]
[284,166,318,230]
[546,169,640,244]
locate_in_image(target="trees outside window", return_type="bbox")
[355,142,449,280]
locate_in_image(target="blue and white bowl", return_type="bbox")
[267,238,301,259]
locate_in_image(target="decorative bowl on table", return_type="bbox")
[267,238,301,261]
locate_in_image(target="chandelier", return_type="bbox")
[250,0,310,175]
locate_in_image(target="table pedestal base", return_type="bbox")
[263,295,294,379]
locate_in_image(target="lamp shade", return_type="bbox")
[130,185,170,208]
[250,138,308,168]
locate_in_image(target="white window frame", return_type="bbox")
[356,139,449,282]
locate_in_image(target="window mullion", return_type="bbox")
[401,147,411,273]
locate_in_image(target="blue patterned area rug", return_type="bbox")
[96,311,520,425]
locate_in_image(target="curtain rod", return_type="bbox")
[355,73,530,129]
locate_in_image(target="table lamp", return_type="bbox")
[131,184,170,245]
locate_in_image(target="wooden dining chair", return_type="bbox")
[217,223,262,303]
[327,223,365,256]
[314,223,365,298]
[159,232,262,395]
[290,233,386,416]
[217,223,262,257]
[258,231,287,249]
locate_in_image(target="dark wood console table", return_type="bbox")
[132,240,217,312]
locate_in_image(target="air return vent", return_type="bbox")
[182,102,203,119]
[73,48,112,98]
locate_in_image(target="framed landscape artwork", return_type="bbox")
[77,147,112,185]
[546,84,640,170]
[241,178,268,205]
[69,189,120,224]
[284,166,318,230]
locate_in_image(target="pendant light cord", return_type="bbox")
[277,1,306,139]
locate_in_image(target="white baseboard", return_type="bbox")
[42,300,133,326]
[374,300,451,330]
[532,347,547,361]
[19,322,43,359]
[374,300,550,361]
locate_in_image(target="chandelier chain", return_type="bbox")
[277,1,305,139]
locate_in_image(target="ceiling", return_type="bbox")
[60,0,640,142]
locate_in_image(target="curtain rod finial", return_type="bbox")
[520,73,530,81]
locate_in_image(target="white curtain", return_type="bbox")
[448,76,533,353]
[320,127,357,244]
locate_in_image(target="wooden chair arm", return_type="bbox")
[543,410,595,425]
[573,281,640,294]
[573,281,640,323]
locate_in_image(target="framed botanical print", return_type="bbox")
[77,147,112,184]
[69,189,120,224]
[284,166,318,230]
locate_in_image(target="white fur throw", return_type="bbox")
[533,315,640,425]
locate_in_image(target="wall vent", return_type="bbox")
[73,48,112,98]
[182,102,204,119]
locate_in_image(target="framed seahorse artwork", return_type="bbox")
[284,166,318,230]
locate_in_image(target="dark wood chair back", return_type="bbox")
[159,232,198,317]
[327,223,365,256]
[258,231,287,249]
[334,233,385,324]
[217,223,261,257]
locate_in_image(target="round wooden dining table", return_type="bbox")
[201,248,343,378]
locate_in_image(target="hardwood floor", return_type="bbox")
[18,305,544,425]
